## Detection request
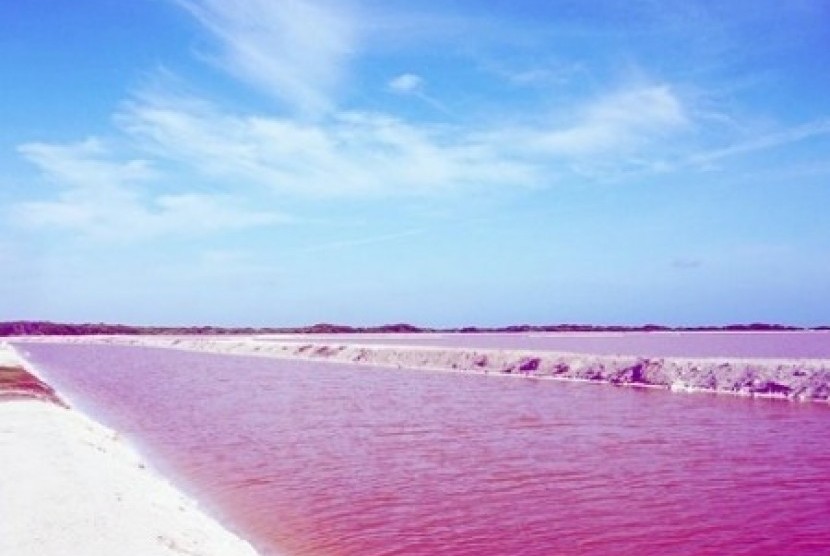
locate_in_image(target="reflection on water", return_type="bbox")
[21,343,830,556]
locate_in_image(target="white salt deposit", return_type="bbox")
[19,335,830,402]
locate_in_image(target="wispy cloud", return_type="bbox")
[117,89,539,196]
[175,0,357,116]
[482,58,587,88]
[532,85,689,156]
[688,118,830,169]
[387,73,423,94]
[12,139,286,240]
[11,80,700,241]
[458,84,691,184]
[11,85,688,242]
[19,139,156,189]
[387,73,452,115]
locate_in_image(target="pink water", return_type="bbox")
[264,331,830,358]
[19,343,830,556]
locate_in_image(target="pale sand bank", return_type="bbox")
[0,343,261,556]
[21,335,830,403]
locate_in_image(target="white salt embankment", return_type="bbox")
[26,335,830,403]
[0,342,261,556]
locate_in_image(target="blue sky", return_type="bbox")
[2,0,829,327]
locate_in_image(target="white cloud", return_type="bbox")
[13,139,286,240]
[12,82,699,242]
[176,0,357,116]
[117,90,540,196]
[18,139,156,189]
[533,85,689,156]
[385,72,451,114]
[110,84,697,198]
[483,58,587,88]
[12,82,698,242]
[388,73,424,94]
[386,73,454,116]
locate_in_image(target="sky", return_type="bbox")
[1,0,829,327]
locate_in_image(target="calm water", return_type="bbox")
[261,331,830,358]
[19,343,830,556]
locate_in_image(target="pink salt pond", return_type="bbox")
[20,340,830,556]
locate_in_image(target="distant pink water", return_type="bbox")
[19,343,830,556]
[265,331,830,358]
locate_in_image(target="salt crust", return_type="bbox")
[27,335,829,403]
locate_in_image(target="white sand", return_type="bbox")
[0,343,261,556]
[0,343,24,366]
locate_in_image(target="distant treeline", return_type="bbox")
[0,320,826,337]
[0,321,426,336]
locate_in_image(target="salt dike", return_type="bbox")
[0,343,261,556]
[34,334,830,403]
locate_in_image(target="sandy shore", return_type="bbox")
[19,334,830,403]
[0,342,261,556]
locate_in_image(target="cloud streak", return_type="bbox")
[13,139,286,240]
[387,73,424,94]
[114,82,697,199]
[176,0,357,116]
[688,118,830,168]
[117,90,540,196]
[387,73,452,115]
[11,80,701,241]
[11,81,697,240]
[532,86,689,157]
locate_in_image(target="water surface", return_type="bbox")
[20,343,830,556]
[259,331,830,358]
